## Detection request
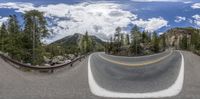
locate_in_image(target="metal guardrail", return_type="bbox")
[0,53,88,72]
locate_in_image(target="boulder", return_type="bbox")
[65,60,71,63]
[52,55,65,64]
[26,63,31,66]
[68,54,75,60]
[43,56,51,63]
[57,61,65,64]
[44,64,51,66]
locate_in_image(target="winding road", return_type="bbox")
[0,50,200,99]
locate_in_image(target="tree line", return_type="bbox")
[105,26,166,56]
[0,10,96,65]
[0,10,49,65]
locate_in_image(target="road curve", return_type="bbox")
[89,50,183,98]
[0,51,199,98]
[98,50,172,64]
[99,50,172,65]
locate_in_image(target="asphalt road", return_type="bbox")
[90,51,181,93]
[0,51,199,99]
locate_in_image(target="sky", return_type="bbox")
[0,0,200,43]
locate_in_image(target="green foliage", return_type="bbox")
[3,15,25,61]
[190,30,200,50]
[23,10,49,65]
[125,34,130,45]
[0,23,8,52]
[161,34,166,50]
[0,10,49,65]
[180,35,188,50]
[152,32,160,53]
[80,31,93,53]
[130,25,142,55]
[106,25,163,56]
[47,33,104,57]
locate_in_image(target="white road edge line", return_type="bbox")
[88,51,184,98]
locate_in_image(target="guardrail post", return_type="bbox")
[50,69,54,73]
[70,63,73,67]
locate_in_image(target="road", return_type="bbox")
[0,51,199,99]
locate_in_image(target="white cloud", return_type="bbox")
[191,3,200,9]
[131,0,190,2]
[159,32,164,35]
[132,17,168,32]
[183,1,192,4]
[0,16,8,26]
[0,2,169,43]
[0,2,138,43]
[192,14,200,26]
[0,2,35,12]
[175,16,186,23]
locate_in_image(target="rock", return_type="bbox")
[52,58,59,64]
[57,56,65,60]
[52,55,65,64]
[26,63,31,66]
[68,54,75,60]
[43,56,51,63]
[65,60,71,63]
[57,61,65,64]
[4,53,9,57]
[44,64,50,66]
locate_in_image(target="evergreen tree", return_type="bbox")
[130,25,141,55]
[115,27,121,42]
[180,35,188,50]
[161,34,166,50]
[152,32,160,53]
[80,31,93,53]
[125,34,130,45]
[23,10,49,65]
[6,15,24,60]
[191,30,199,50]
[0,23,8,52]
[120,33,124,46]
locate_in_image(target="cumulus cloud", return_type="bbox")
[0,2,169,43]
[192,14,200,26]
[0,2,138,43]
[0,2,35,12]
[175,16,186,23]
[191,3,200,9]
[132,17,168,32]
[0,16,8,26]
[131,0,190,2]
[183,1,192,4]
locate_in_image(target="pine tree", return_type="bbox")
[115,27,121,42]
[23,10,49,65]
[120,33,124,46]
[0,23,8,52]
[6,15,24,60]
[181,35,188,50]
[152,32,160,53]
[161,34,166,50]
[130,25,141,55]
[125,34,130,45]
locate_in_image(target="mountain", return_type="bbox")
[49,33,105,53]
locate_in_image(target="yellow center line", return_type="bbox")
[98,51,173,67]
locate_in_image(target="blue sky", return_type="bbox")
[0,0,200,43]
